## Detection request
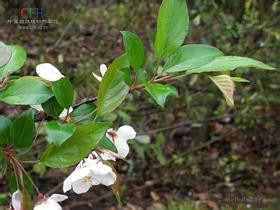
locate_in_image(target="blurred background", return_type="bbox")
[0,0,280,209]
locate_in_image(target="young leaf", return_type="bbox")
[121,31,145,70]
[144,83,178,107]
[46,121,77,145]
[0,77,53,105]
[52,78,74,109]
[208,74,235,106]
[0,45,27,78]
[155,0,189,59]
[0,42,12,67]
[188,56,275,74]
[164,44,224,72]
[97,136,118,153]
[41,122,109,168]
[231,77,250,83]
[97,54,130,116]
[0,116,11,146]
[41,97,64,118]
[10,109,35,149]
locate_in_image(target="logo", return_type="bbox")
[19,8,44,19]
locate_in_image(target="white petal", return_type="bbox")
[89,162,112,175]
[34,199,62,210]
[92,72,102,81]
[100,64,107,77]
[49,194,68,202]
[59,107,73,119]
[63,167,91,193]
[117,125,136,140]
[72,178,92,194]
[36,63,64,82]
[30,105,44,112]
[12,190,23,210]
[63,175,72,193]
[95,171,116,186]
[115,137,130,158]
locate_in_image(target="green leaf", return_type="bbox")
[231,77,250,83]
[120,68,132,86]
[121,31,145,70]
[155,0,189,59]
[0,77,53,105]
[188,56,275,74]
[41,122,109,168]
[0,116,11,146]
[209,74,235,106]
[72,103,96,124]
[97,136,118,153]
[0,42,12,67]
[0,45,27,78]
[144,83,178,107]
[52,78,74,109]
[46,121,77,145]
[164,44,224,72]
[97,54,130,116]
[10,109,35,149]
[41,97,64,118]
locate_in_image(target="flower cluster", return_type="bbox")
[10,124,136,210]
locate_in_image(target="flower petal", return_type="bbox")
[72,178,92,194]
[95,171,116,186]
[30,105,44,112]
[49,194,68,202]
[115,137,130,158]
[89,161,112,175]
[34,199,62,210]
[100,64,107,77]
[36,63,64,82]
[59,107,73,119]
[92,72,102,81]
[12,190,23,210]
[117,125,136,140]
[63,167,91,193]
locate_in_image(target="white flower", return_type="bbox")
[36,63,65,82]
[106,125,136,158]
[63,159,116,194]
[34,194,68,210]
[11,190,23,210]
[92,64,107,81]
[30,105,73,119]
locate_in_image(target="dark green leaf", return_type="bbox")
[0,116,11,146]
[121,31,144,70]
[188,56,275,74]
[0,42,12,67]
[46,121,77,145]
[97,54,130,116]
[10,109,35,149]
[72,103,96,124]
[164,44,224,72]
[97,136,118,153]
[41,97,64,118]
[155,0,189,59]
[144,83,178,107]
[0,77,53,105]
[41,122,109,168]
[52,78,74,109]
[0,45,27,78]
